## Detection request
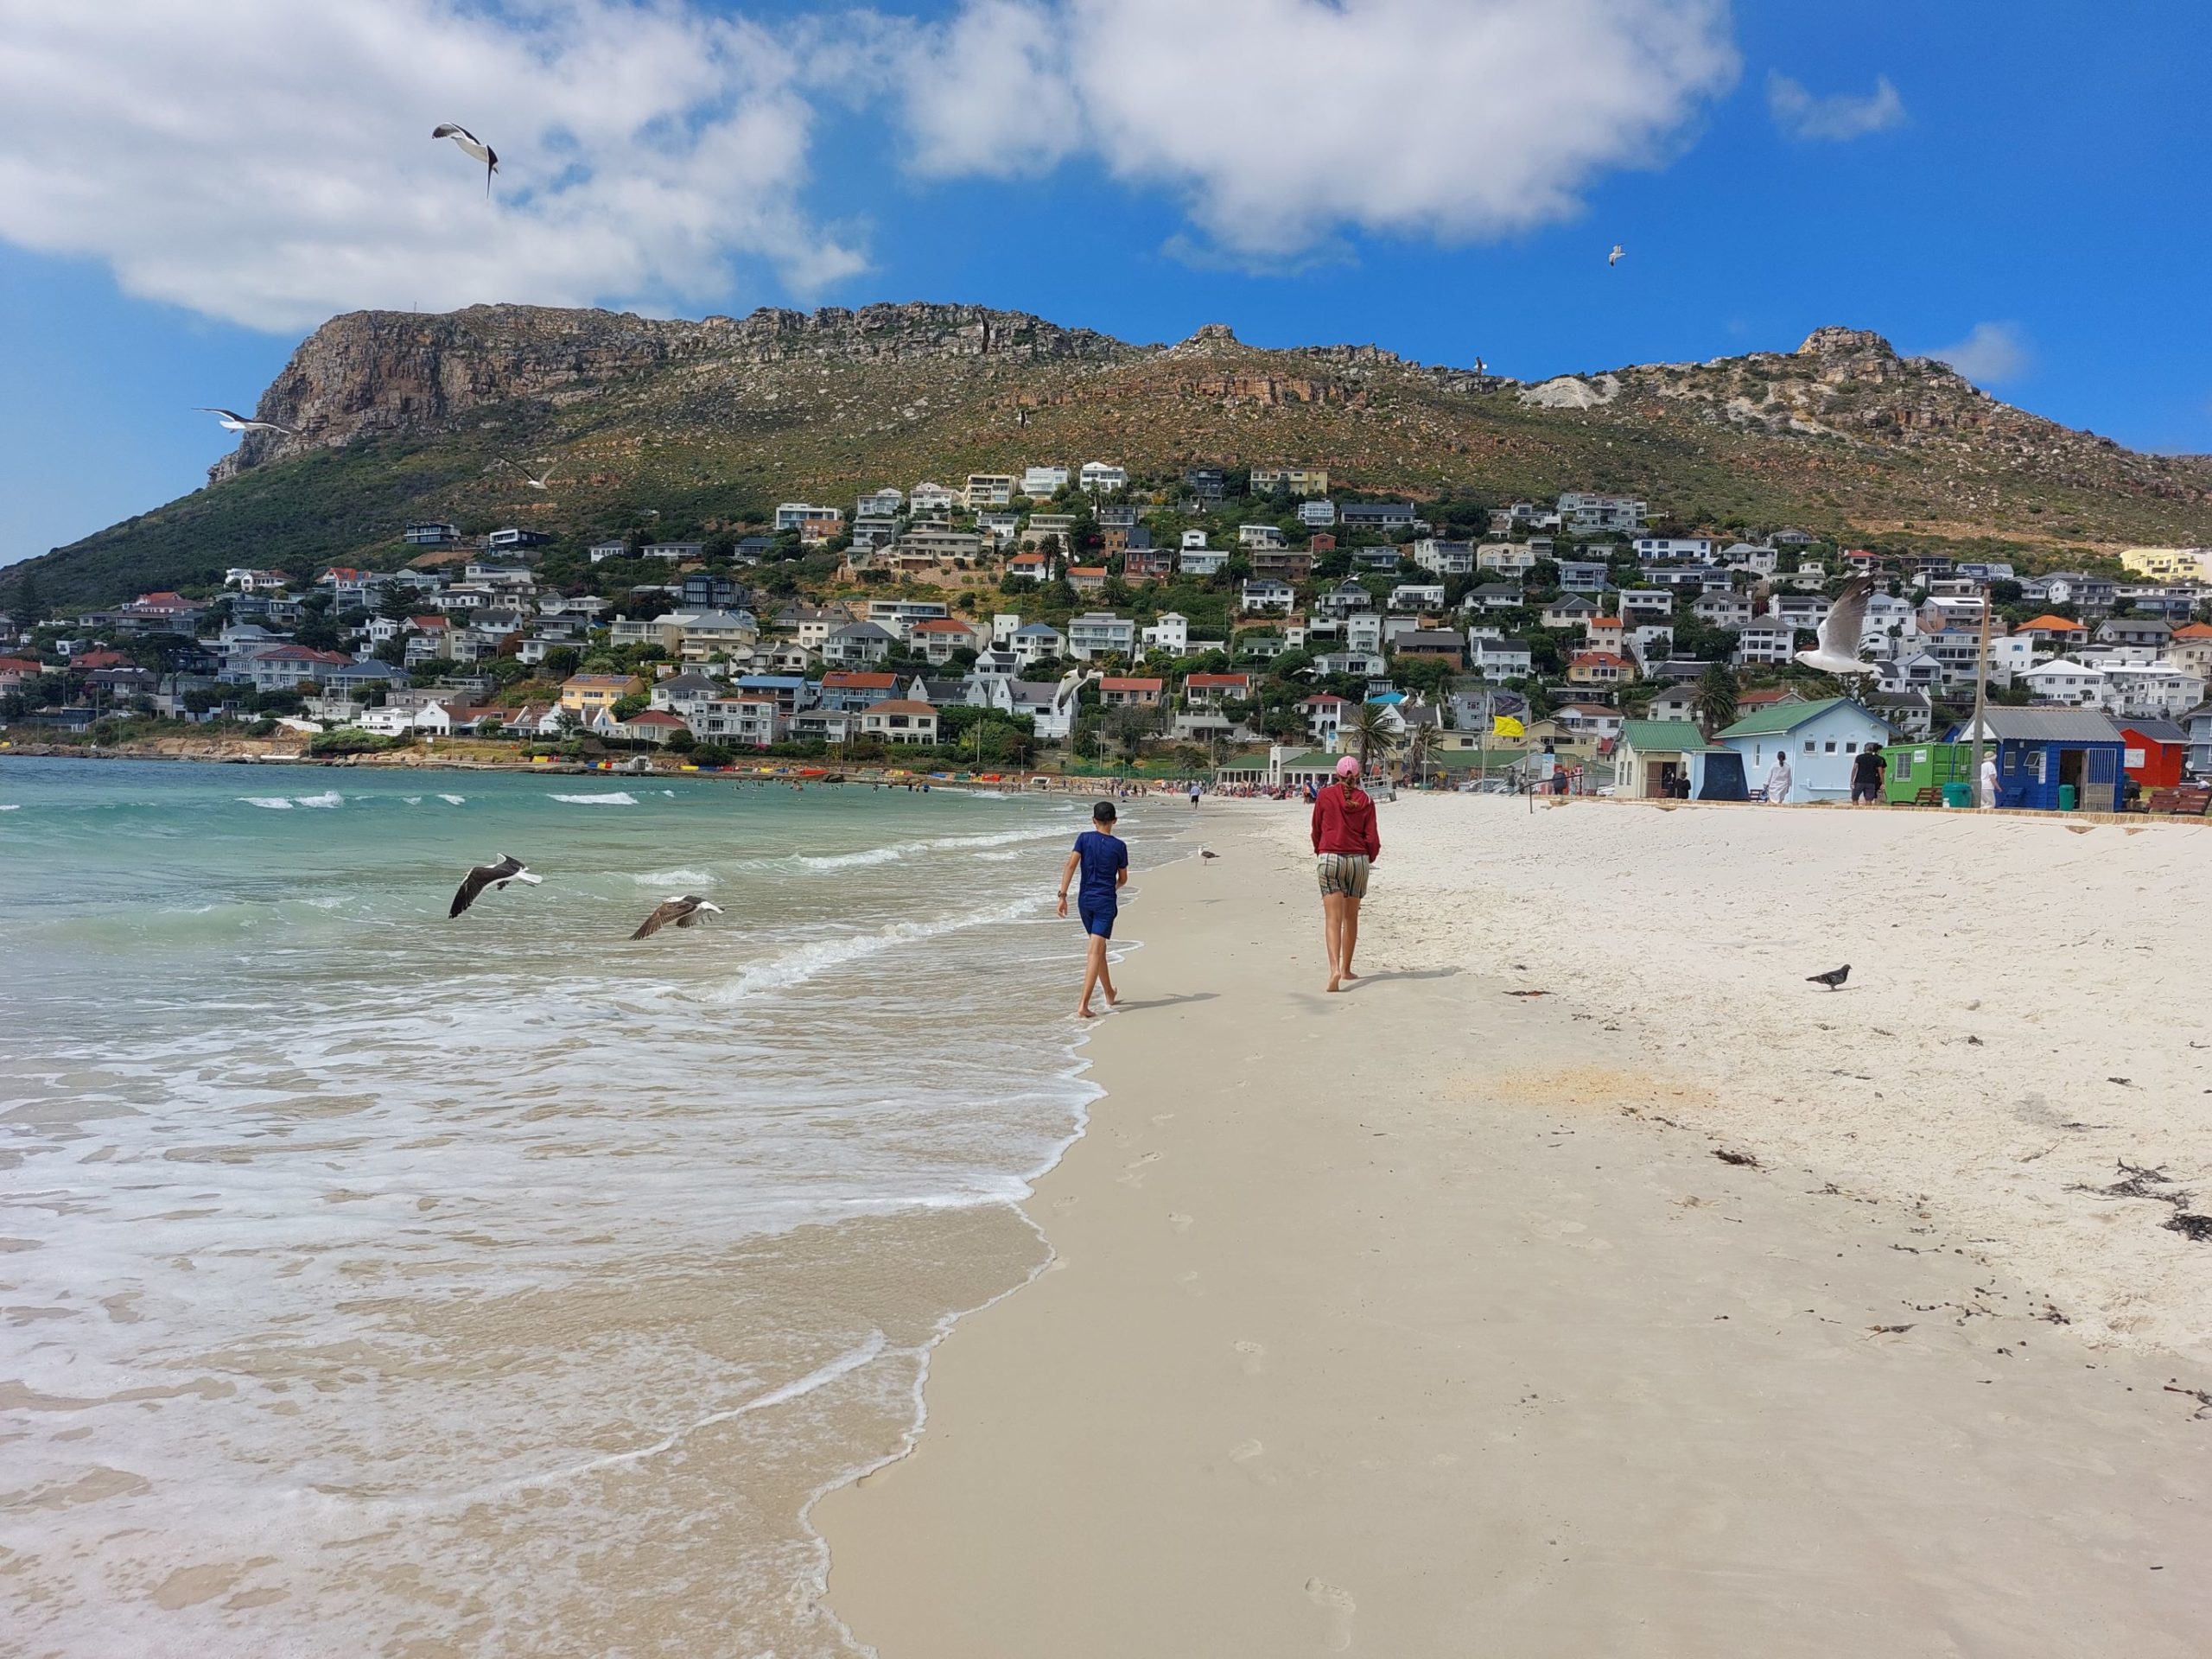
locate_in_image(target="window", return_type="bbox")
[1844,741,1859,753]
[1803,741,1815,753]
[1824,741,1838,753]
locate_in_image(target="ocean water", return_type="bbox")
[0,757,1164,1656]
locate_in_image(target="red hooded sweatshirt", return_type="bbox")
[1311,782,1380,859]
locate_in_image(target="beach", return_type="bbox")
[820,796,2212,1655]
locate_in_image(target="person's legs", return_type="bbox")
[1340,894,1362,981]
[1321,890,1345,991]
[1094,931,1117,1005]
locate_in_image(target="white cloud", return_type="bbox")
[0,0,868,332]
[1923,322,2030,386]
[1766,73,1906,142]
[899,0,1740,261]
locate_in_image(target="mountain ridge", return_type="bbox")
[13,302,2211,612]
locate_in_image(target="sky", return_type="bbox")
[2,0,2207,569]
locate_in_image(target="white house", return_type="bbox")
[1066,613,1137,660]
[1733,618,1800,667]
[1141,613,1190,654]
[1467,637,1533,679]
[1631,537,1713,562]
[1179,546,1230,576]
[1020,465,1071,499]
[1078,461,1127,494]
[911,481,959,513]
[1241,579,1297,615]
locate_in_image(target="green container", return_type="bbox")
[1942,782,1973,809]
[2059,784,2077,811]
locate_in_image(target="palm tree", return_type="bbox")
[1348,701,1397,773]
[1694,661,1738,734]
[1402,721,1437,785]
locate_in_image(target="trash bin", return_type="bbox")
[2059,784,2077,811]
[1942,782,1973,809]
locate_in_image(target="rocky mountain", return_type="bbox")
[15,302,2211,610]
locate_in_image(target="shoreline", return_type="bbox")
[816,798,2212,1656]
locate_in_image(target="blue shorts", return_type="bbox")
[1079,903,1116,940]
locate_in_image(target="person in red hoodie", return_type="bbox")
[1311,754,1381,992]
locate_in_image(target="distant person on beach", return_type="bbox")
[1852,742,1886,804]
[1057,801,1129,1020]
[1190,782,1201,807]
[1980,753,2000,810]
[1764,751,1793,804]
[1312,755,1380,994]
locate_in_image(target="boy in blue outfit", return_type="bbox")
[1056,800,1129,1018]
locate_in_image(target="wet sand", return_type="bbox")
[817,807,2212,1656]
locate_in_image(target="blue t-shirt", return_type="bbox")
[1072,830,1128,912]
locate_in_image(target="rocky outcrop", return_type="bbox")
[210,302,1132,483]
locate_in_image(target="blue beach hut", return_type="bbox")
[1958,708,2126,810]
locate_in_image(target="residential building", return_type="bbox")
[1468,637,1533,679]
[1557,559,1609,594]
[1141,613,1190,654]
[818,671,900,712]
[1183,671,1253,708]
[734,674,815,716]
[1078,461,1128,494]
[1409,538,1475,576]
[405,520,463,548]
[1251,467,1330,496]
[1733,618,1800,667]
[1300,499,1338,528]
[911,481,959,513]
[1101,676,1165,708]
[859,699,939,746]
[2098,617,2176,652]
[865,600,951,639]
[1005,550,1050,582]
[588,541,633,563]
[1313,650,1386,677]
[558,673,640,716]
[1557,492,1647,532]
[1020,465,1071,499]
[1553,702,1625,741]
[1123,543,1175,581]
[1541,594,1599,629]
[1464,581,1523,613]
[1067,613,1137,660]
[1183,467,1226,504]
[1395,630,1465,669]
[910,617,983,664]
[1240,580,1297,615]
[774,502,841,533]
[689,696,785,748]
[1568,651,1631,688]
[1692,590,1752,628]
[1010,622,1065,664]
[964,474,1016,509]
[1023,512,1080,550]
[1338,502,1416,530]
[1237,523,1287,550]
[823,621,897,665]
[1067,565,1109,594]
[1302,694,1348,749]
[2120,547,2212,582]
[1389,582,1446,613]
[1714,698,1896,803]
[641,542,707,563]
[1631,537,1713,562]
[1477,543,1539,575]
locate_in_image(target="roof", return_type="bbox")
[823,671,899,688]
[2121,718,2188,743]
[868,699,938,716]
[1714,696,1882,738]
[0,656,45,673]
[912,618,974,633]
[563,673,635,689]
[1620,720,1716,754]
[1969,707,2125,743]
[1014,621,1063,637]
[1101,677,1164,691]
[1398,631,1465,649]
[1736,687,1803,708]
[1185,672,1251,687]
[829,621,896,640]
[625,709,686,728]
[2018,614,2087,632]
[2173,622,2212,639]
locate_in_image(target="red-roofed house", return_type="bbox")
[1006,550,1049,582]
[1183,671,1252,708]
[0,655,44,690]
[1568,650,1631,687]
[2017,614,2088,645]
[1067,565,1109,594]
[820,671,900,712]
[1100,676,1164,708]
[910,616,982,664]
[1736,686,1805,711]
[68,649,128,671]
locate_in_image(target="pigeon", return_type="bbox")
[632,894,722,939]
[449,854,541,918]
[495,457,556,490]
[1795,576,1875,677]
[196,406,297,435]
[432,122,499,195]
[1806,964,1851,991]
[1608,244,1625,267]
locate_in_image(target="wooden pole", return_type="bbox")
[1967,580,1993,804]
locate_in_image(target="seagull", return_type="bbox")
[494,457,556,490]
[432,122,499,195]
[632,894,722,939]
[1200,847,1219,861]
[196,407,297,435]
[1608,244,1624,267]
[449,854,541,918]
[1795,576,1875,677]
[1806,964,1851,991]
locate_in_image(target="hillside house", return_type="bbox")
[1066,613,1136,660]
[818,671,900,712]
[1101,676,1165,709]
[859,699,939,747]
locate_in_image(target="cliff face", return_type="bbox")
[212,301,1133,483]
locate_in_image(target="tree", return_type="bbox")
[1694,662,1738,734]
[1347,701,1397,772]
[609,692,650,721]
[1104,702,1162,762]
[1402,722,1438,785]
[538,646,582,680]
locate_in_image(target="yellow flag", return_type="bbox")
[1491,715,1525,738]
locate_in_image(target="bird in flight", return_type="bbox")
[1795,576,1875,677]
[632,894,722,939]
[432,122,499,195]
[1608,244,1624,267]
[495,457,556,490]
[1806,964,1851,991]
[449,854,541,918]
[196,407,297,435]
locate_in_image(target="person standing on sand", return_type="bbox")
[1851,741,1886,804]
[1312,755,1380,993]
[1764,750,1793,804]
[1980,752,2000,810]
[1057,800,1129,1019]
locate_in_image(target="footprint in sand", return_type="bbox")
[1176,1270,1203,1298]
[1151,1111,1177,1125]
[1117,1152,1161,1186]
[1234,1339,1267,1375]
[1167,1212,1195,1233]
[1306,1578,1357,1651]
[1229,1438,1275,1484]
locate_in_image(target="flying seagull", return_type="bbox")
[1806,964,1851,991]
[1795,576,1875,677]
[449,854,541,918]
[494,457,556,490]
[196,407,297,435]
[432,122,499,195]
[632,894,722,939]
[1608,244,1624,267]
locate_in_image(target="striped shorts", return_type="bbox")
[1316,853,1371,899]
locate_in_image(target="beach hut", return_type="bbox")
[1883,740,1974,804]
[2120,719,2188,791]
[1958,708,2126,810]
[1616,720,1717,798]
[1712,697,1895,803]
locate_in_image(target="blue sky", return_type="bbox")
[3,0,2207,569]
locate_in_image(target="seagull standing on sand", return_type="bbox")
[632,895,721,939]
[432,123,499,195]
[1608,244,1625,267]
[449,854,541,918]
[1795,576,1876,677]
[196,407,297,435]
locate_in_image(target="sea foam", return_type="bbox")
[550,791,637,805]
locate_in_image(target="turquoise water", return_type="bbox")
[0,757,1167,1656]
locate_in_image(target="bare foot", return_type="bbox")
[1103,986,1118,1007]
[1076,1006,1096,1020]
[1325,976,1342,993]
[1342,969,1360,982]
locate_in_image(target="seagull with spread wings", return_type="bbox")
[449,854,541,918]
[1795,576,1876,677]
[432,122,499,195]
[494,457,556,490]
[632,894,722,940]
[1608,244,1625,267]
[196,407,297,435]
